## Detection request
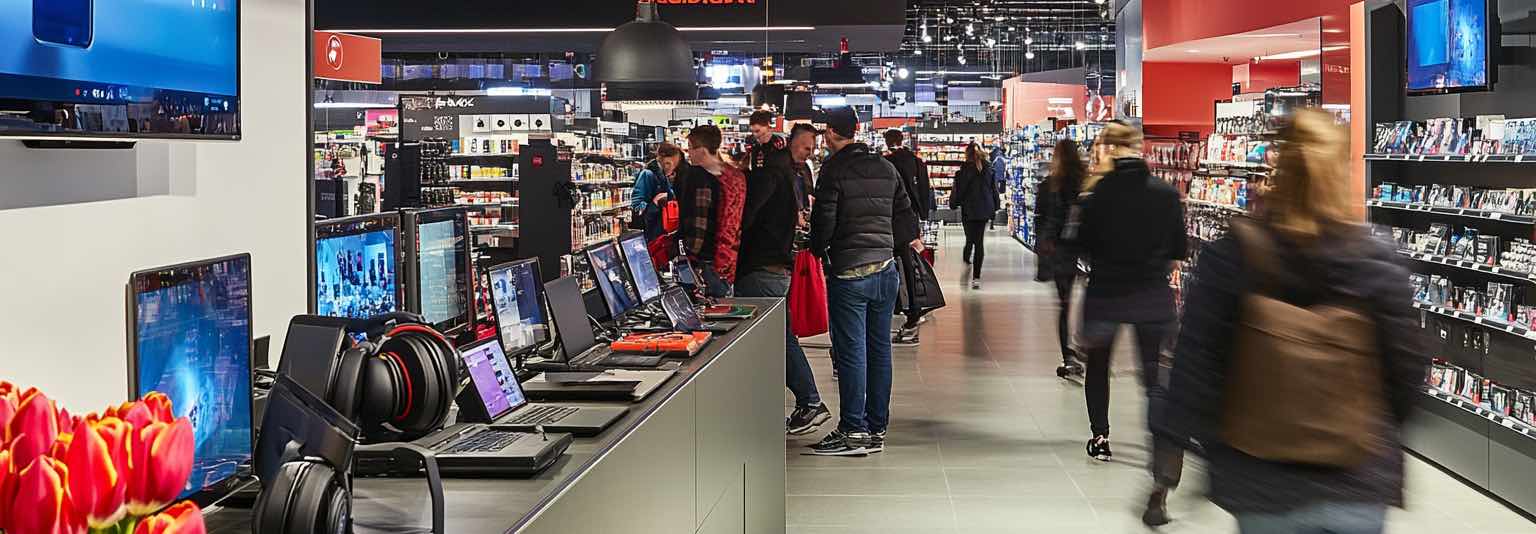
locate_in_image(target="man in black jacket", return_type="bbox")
[883,129,931,346]
[806,107,922,457]
[739,124,829,436]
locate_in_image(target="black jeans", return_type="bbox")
[961,219,988,278]
[1081,319,1184,488]
[1054,274,1076,363]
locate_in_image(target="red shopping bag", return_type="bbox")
[790,249,829,337]
[648,232,675,272]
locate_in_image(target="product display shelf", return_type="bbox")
[1399,251,1536,284]
[1366,153,1536,163]
[1423,386,1536,438]
[1182,198,1246,214]
[1366,199,1536,225]
[1412,301,1536,341]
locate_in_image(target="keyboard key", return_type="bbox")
[444,430,525,454]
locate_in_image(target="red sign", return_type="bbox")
[314,32,381,84]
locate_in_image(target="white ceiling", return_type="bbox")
[1143,18,1322,64]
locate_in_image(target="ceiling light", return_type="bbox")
[965,24,974,35]
[1024,36,1034,45]
[1186,49,1200,53]
[985,38,997,47]
[958,56,967,65]
[597,1,696,101]
[945,16,954,23]
[1025,50,1035,60]
[1074,41,1086,50]
[1007,26,1015,31]
[898,67,910,79]
[922,34,932,43]
[914,49,923,55]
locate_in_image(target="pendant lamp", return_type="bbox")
[596,1,698,101]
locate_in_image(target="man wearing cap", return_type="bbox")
[805,107,923,457]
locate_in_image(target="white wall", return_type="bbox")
[0,0,309,412]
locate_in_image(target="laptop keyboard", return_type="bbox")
[443,430,525,454]
[509,405,580,425]
[572,345,612,366]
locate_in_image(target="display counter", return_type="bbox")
[211,298,787,534]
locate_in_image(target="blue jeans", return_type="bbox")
[1236,502,1387,534]
[827,263,899,434]
[735,269,821,408]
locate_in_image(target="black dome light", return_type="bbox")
[596,1,699,102]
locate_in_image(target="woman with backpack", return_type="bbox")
[950,142,998,289]
[1163,109,1426,533]
[1035,139,1087,375]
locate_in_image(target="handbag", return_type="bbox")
[663,200,681,233]
[896,248,946,314]
[648,232,676,274]
[789,249,829,338]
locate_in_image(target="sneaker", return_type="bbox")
[804,430,871,456]
[1086,435,1112,461]
[970,278,982,290]
[869,431,886,453]
[786,404,832,436]
[892,329,920,346]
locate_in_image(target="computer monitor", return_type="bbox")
[315,213,403,321]
[617,232,663,305]
[127,253,253,503]
[584,241,641,320]
[659,286,707,332]
[488,259,550,358]
[403,208,473,335]
[545,276,599,361]
[457,338,528,421]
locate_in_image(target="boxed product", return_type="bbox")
[1461,371,1485,403]
[1451,227,1478,258]
[1475,235,1501,266]
[1490,382,1513,415]
[1487,283,1516,323]
[1516,390,1536,425]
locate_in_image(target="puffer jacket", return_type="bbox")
[1164,222,1428,514]
[810,142,920,274]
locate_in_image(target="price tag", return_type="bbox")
[1492,267,1502,273]
[1457,209,1467,215]
[1491,212,1503,220]
[1475,316,1485,324]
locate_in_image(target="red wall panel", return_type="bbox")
[1143,0,1356,50]
[1142,62,1233,129]
[1233,61,1302,93]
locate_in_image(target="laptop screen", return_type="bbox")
[618,233,663,304]
[488,259,550,357]
[545,276,599,360]
[586,242,641,319]
[459,339,528,420]
[672,257,697,289]
[660,287,706,331]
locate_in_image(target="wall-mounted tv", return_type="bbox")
[0,0,240,139]
[1406,0,1495,95]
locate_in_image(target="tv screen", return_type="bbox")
[0,0,240,139]
[316,214,402,321]
[1407,0,1492,93]
[406,208,471,334]
[129,254,253,500]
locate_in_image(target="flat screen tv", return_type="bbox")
[1406,0,1495,94]
[0,0,240,139]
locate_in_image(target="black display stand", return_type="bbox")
[353,443,446,534]
[518,140,575,282]
[1365,1,1536,515]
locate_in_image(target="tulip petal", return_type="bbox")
[65,418,131,528]
[0,449,16,531]
[132,501,205,534]
[7,389,60,468]
[11,456,84,534]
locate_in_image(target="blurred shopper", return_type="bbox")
[806,107,921,456]
[951,142,998,288]
[739,122,829,436]
[1164,109,1426,533]
[679,125,747,297]
[1035,139,1087,374]
[989,145,1009,229]
[630,143,686,242]
[885,129,930,345]
[1063,121,1186,525]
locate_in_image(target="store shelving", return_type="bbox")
[1365,153,1536,163]
[1365,200,1536,225]
[1399,251,1536,284]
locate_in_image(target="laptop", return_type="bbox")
[410,421,572,478]
[545,276,665,369]
[457,338,628,437]
[659,286,737,334]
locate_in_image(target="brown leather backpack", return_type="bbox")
[1221,219,1387,467]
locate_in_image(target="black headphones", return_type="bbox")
[332,313,461,444]
[252,375,359,534]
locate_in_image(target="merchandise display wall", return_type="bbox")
[0,0,308,412]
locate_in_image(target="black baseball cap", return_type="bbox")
[813,106,859,139]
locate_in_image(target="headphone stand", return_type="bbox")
[353,443,446,534]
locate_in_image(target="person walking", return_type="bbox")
[951,142,998,289]
[738,122,830,436]
[1035,139,1087,375]
[1164,109,1426,533]
[884,129,930,345]
[1062,121,1186,525]
[630,143,686,242]
[679,124,747,298]
[805,107,921,457]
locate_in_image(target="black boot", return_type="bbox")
[1142,486,1171,527]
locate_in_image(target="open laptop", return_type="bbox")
[545,276,665,369]
[457,338,628,437]
[659,286,737,334]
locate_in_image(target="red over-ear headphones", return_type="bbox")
[332,319,460,443]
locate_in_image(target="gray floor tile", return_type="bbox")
[787,467,950,497]
[786,495,956,528]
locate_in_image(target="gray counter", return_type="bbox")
[215,298,787,534]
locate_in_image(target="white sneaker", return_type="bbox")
[970,278,981,289]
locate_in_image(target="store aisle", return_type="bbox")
[785,228,1536,534]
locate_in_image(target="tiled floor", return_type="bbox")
[785,228,1536,533]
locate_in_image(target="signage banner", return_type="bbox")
[315,32,382,84]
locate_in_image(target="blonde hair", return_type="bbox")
[1267,108,1357,240]
[1085,121,1145,190]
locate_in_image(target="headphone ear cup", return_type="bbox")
[330,348,368,422]
[358,355,402,435]
[254,461,305,533]
[287,461,342,534]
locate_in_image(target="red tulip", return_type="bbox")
[65,417,132,528]
[111,401,154,431]
[0,393,17,446]
[47,431,72,461]
[131,501,205,534]
[142,393,175,425]
[0,449,17,531]
[6,388,60,468]
[9,456,84,534]
[125,418,194,516]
